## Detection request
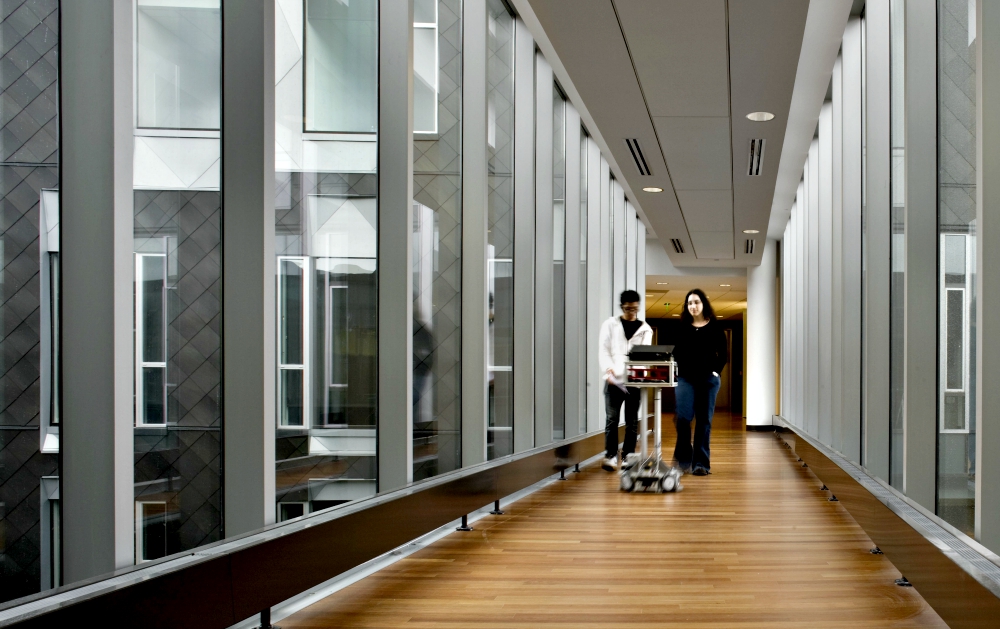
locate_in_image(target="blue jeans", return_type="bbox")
[673,375,721,471]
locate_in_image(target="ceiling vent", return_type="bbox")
[670,238,684,254]
[744,239,756,254]
[747,138,766,176]
[624,138,652,176]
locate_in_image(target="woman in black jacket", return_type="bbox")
[672,289,728,475]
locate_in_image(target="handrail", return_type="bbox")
[774,418,1000,628]
[0,426,619,628]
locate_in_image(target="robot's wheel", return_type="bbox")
[620,474,634,492]
[661,475,676,492]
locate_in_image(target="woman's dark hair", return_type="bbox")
[681,288,715,324]
[620,289,641,305]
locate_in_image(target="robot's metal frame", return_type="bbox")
[619,360,684,494]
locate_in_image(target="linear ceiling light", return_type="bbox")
[747,111,775,121]
[743,229,759,234]
[642,187,663,193]
[656,282,668,285]
[720,284,731,287]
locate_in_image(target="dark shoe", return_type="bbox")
[692,467,711,476]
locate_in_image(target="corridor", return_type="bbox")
[280,415,945,628]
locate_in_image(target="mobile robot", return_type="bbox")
[618,351,684,494]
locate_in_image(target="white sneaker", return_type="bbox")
[601,457,617,471]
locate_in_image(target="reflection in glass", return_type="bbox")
[487,0,515,459]
[936,0,976,536]
[136,0,221,129]
[414,2,439,134]
[888,0,905,488]
[281,368,304,427]
[274,0,379,515]
[552,85,566,440]
[133,191,224,557]
[413,0,463,480]
[136,254,167,426]
[304,0,377,133]
[137,502,168,562]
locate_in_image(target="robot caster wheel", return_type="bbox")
[620,474,634,492]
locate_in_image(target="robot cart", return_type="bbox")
[619,359,684,494]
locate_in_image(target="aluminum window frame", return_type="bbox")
[939,233,973,434]
[278,255,311,429]
[134,252,169,427]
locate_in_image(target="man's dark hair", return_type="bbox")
[620,289,641,305]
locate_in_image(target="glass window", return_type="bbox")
[552,85,566,440]
[135,254,167,426]
[579,132,590,435]
[487,0,515,460]
[279,258,306,427]
[274,2,379,512]
[0,1,60,602]
[304,0,377,133]
[413,0,463,480]
[414,0,439,134]
[936,0,976,536]
[134,0,224,559]
[135,501,168,562]
[860,12,867,459]
[889,0,905,488]
[136,0,221,129]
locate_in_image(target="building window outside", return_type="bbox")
[936,0,976,536]
[136,0,221,130]
[279,257,307,427]
[135,501,168,563]
[135,253,168,426]
[413,0,463,481]
[414,0,439,134]
[888,0,905,489]
[133,191,224,559]
[486,0,515,460]
[551,84,567,440]
[304,0,378,133]
[274,0,379,515]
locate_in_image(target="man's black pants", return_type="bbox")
[604,384,641,458]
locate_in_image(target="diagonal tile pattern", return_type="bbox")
[133,190,223,557]
[0,0,58,602]
[413,0,464,482]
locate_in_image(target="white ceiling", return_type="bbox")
[524,0,848,268]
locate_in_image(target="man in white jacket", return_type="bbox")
[598,290,653,471]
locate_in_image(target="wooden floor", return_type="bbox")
[281,413,947,628]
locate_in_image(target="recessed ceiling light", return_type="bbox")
[656,282,668,285]
[672,314,680,317]
[720,284,731,287]
[743,229,760,234]
[747,111,774,122]
[642,187,664,193]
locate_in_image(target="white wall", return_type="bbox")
[746,239,777,426]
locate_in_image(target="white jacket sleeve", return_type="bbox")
[598,318,614,377]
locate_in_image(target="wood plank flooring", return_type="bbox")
[280,413,947,628]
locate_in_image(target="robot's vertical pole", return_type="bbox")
[640,387,648,459]
[654,386,662,461]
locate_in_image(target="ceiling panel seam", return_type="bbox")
[724,0,736,260]
[609,0,693,253]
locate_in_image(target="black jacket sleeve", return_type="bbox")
[712,323,729,374]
